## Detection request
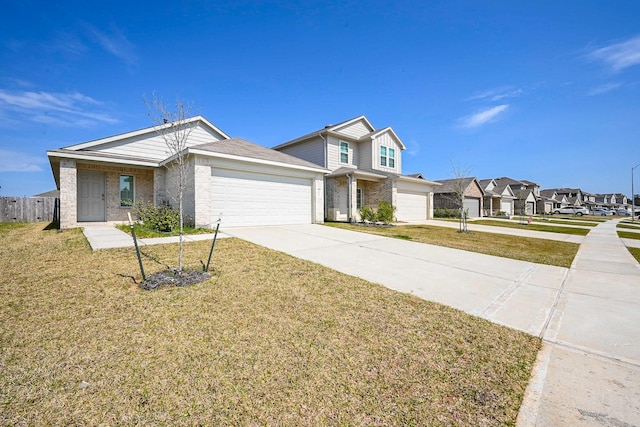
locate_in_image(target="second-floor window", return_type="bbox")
[380,146,395,168]
[340,141,349,164]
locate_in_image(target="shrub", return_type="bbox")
[133,201,180,232]
[377,201,396,224]
[359,205,377,223]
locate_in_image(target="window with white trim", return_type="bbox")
[120,175,134,207]
[380,146,387,167]
[356,188,363,209]
[340,141,349,164]
[389,148,395,168]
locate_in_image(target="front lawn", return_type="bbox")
[0,223,540,426]
[326,223,578,268]
[471,219,591,236]
[618,230,640,240]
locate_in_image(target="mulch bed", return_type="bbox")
[140,269,211,290]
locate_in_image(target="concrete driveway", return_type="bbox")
[226,220,640,426]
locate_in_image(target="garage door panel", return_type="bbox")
[463,198,480,218]
[397,191,427,221]
[212,168,312,226]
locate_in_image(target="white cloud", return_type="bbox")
[588,82,623,96]
[0,89,119,127]
[468,86,522,102]
[82,22,137,67]
[587,34,640,72]
[0,150,46,172]
[459,105,509,128]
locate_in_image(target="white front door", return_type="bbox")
[78,170,105,222]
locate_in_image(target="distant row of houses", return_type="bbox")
[432,176,632,218]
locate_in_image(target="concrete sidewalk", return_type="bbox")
[81,224,226,250]
[518,218,640,426]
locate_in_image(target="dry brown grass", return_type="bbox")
[1,223,540,426]
[328,223,578,268]
[471,220,590,236]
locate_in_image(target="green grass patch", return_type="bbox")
[627,247,640,263]
[0,223,540,425]
[116,223,213,238]
[327,223,578,268]
[618,230,640,240]
[528,218,598,227]
[472,219,590,236]
[393,234,412,240]
[618,223,640,230]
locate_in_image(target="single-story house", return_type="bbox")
[433,177,485,218]
[47,116,327,229]
[479,178,515,216]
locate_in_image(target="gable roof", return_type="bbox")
[189,138,328,172]
[433,177,482,194]
[273,115,406,150]
[62,115,230,151]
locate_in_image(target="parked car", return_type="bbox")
[592,208,614,216]
[616,208,631,216]
[552,206,590,216]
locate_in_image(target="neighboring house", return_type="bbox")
[433,177,484,218]
[47,116,327,229]
[493,177,537,215]
[538,189,562,213]
[479,178,515,216]
[611,193,628,209]
[594,194,612,208]
[273,116,439,222]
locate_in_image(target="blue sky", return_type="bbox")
[1,1,640,197]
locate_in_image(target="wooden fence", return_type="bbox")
[0,197,59,223]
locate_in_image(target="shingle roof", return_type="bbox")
[433,177,478,194]
[192,138,326,170]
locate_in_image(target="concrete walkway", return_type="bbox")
[81,224,226,250]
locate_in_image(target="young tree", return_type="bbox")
[450,163,472,233]
[144,94,195,272]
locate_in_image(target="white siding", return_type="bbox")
[277,137,325,166]
[372,132,403,173]
[88,123,226,161]
[358,141,372,170]
[333,120,372,138]
[327,137,357,171]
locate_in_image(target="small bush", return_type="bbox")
[359,205,377,223]
[377,201,396,224]
[133,201,180,232]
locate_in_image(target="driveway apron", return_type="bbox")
[226,221,640,426]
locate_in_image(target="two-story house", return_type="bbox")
[273,116,439,222]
